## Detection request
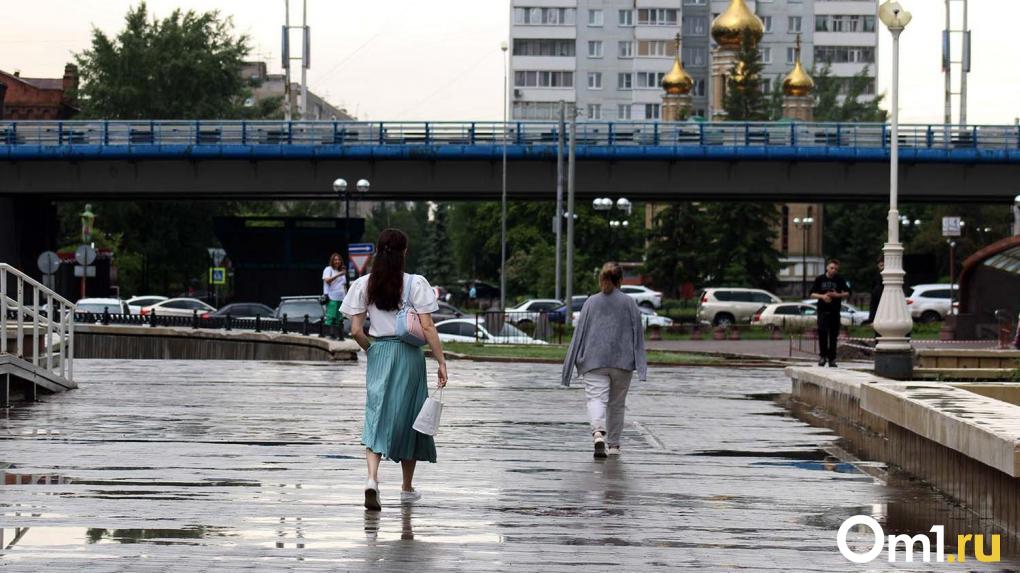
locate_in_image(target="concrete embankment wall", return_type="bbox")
[75,325,359,362]
[787,366,1020,537]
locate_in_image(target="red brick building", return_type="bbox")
[0,64,79,119]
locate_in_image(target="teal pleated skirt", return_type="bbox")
[363,337,437,463]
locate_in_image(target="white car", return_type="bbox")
[621,285,663,309]
[435,318,548,345]
[504,298,563,324]
[639,306,674,329]
[126,295,168,315]
[906,284,958,323]
[800,300,867,327]
[75,298,129,315]
[141,297,216,317]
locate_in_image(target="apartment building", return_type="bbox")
[509,0,877,120]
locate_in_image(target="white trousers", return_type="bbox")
[582,367,633,446]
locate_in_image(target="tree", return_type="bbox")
[75,2,257,119]
[723,30,769,121]
[812,64,887,122]
[700,203,782,290]
[643,204,706,297]
[419,203,455,287]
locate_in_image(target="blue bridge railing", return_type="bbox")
[1,120,1018,162]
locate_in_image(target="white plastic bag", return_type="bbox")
[412,388,444,436]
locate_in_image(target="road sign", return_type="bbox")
[37,251,61,275]
[348,243,375,255]
[209,267,227,285]
[350,253,372,274]
[75,244,97,266]
[73,266,96,278]
[942,216,962,237]
[207,247,226,266]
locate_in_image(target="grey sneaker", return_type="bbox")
[607,445,621,456]
[364,479,381,511]
[400,489,422,504]
[593,432,607,459]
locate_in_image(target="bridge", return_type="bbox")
[1,120,1018,202]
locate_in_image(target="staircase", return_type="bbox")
[1,263,76,406]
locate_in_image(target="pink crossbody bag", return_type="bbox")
[395,274,427,346]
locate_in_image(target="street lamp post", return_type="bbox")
[874,0,915,379]
[500,41,509,310]
[793,216,814,298]
[593,198,631,260]
[333,178,370,282]
[1013,194,1020,236]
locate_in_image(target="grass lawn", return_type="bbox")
[442,342,723,365]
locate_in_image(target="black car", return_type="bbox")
[434,302,468,323]
[208,303,275,319]
[550,296,589,324]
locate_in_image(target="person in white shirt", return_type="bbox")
[322,253,347,331]
[340,229,448,511]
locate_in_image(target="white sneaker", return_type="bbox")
[400,488,422,504]
[608,445,621,456]
[365,479,381,511]
[593,432,607,459]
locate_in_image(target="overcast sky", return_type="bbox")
[2,1,1016,124]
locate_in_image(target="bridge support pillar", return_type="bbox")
[0,198,57,277]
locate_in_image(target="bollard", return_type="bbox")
[281,314,288,334]
[712,326,726,340]
[690,324,703,340]
[150,308,158,328]
[303,315,310,336]
[728,326,741,340]
[255,314,262,333]
[225,314,232,331]
[318,318,325,338]
[192,309,199,329]
[102,307,110,326]
[649,324,662,341]
[338,318,345,341]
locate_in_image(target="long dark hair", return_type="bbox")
[366,228,408,311]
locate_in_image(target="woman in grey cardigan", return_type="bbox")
[561,262,648,458]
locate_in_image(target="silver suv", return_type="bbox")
[697,288,782,326]
[906,284,958,323]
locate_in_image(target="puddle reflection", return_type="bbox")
[1,525,221,551]
[2,471,71,486]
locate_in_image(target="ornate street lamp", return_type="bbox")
[873,0,914,378]
[793,216,814,298]
[333,177,370,281]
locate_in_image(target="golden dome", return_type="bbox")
[662,36,693,95]
[782,36,814,97]
[711,0,764,49]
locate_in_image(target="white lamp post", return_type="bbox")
[873,0,914,378]
[500,41,509,310]
[1013,194,1020,236]
[333,177,370,281]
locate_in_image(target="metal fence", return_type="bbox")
[75,308,347,340]
[1,263,76,384]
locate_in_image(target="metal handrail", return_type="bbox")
[1,120,1018,151]
[0,263,75,384]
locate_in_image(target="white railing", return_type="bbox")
[0,263,75,384]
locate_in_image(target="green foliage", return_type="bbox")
[723,30,769,121]
[766,74,785,122]
[419,204,455,286]
[822,203,887,292]
[363,202,429,273]
[75,2,262,119]
[812,64,887,122]
[643,204,705,297]
[699,203,782,290]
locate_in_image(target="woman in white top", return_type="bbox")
[322,253,347,331]
[340,228,448,511]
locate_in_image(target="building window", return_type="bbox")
[694,78,706,96]
[682,46,708,67]
[512,39,576,57]
[788,16,802,33]
[637,8,678,26]
[514,70,575,88]
[618,73,633,90]
[787,46,797,64]
[588,9,604,27]
[682,15,708,35]
[512,101,567,120]
[513,7,576,25]
[618,10,633,26]
[814,46,875,64]
[760,47,772,64]
[618,41,634,58]
[683,0,707,4]
[618,104,632,119]
[816,15,876,33]
[762,77,772,93]
[586,103,602,119]
[644,103,661,119]
[588,41,604,58]
[587,72,603,89]
[637,40,678,58]
[762,16,772,33]
[637,71,666,89]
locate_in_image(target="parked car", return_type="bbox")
[126,295,167,315]
[753,303,819,330]
[800,299,867,327]
[433,301,468,323]
[274,296,325,324]
[906,284,958,323]
[435,318,548,345]
[638,306,674,329]
[505,298,563,324]
[206,303,275,320]
[621,285,663,309]
[550,296,588,324]
[140,298,215,317]
[75,297,129,316]
[697,288,782,326]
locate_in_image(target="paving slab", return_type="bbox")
[0,359,1017,571]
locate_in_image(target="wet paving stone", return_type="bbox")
[1,360,1017,571]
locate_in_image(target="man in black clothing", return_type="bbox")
[865,257,884,325]
[810,259,851,367]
